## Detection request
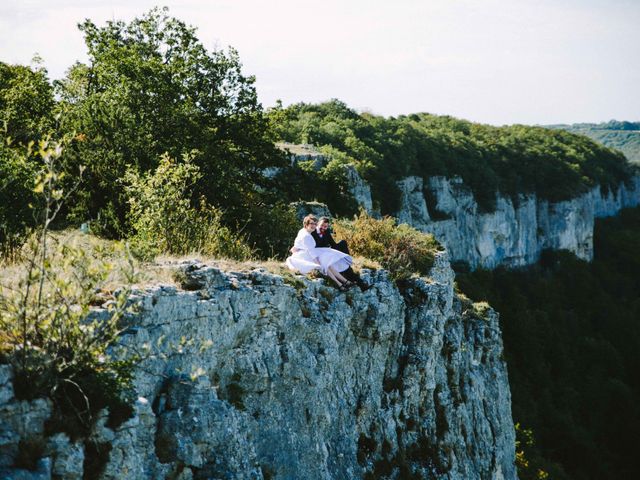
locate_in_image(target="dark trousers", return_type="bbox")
[334,240,349,255]
[335,241,360,283]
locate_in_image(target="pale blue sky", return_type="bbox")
[1,0,638,125]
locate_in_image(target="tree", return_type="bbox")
[0,60,54,145]
[0,61,55,251]
[56,7,284,236]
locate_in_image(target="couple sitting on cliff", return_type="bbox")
[286,215,371,292]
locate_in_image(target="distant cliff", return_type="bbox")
[395,174,640,269]
[0,253,516,480]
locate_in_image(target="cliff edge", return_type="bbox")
[0,252,516,480]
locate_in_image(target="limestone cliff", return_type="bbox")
[0,253,516,480]
[283,143,640,269]
[396,174,640,269]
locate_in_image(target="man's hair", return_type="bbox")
[303,214,318,227]
[318,216,331,225]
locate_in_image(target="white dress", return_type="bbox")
[286,229,353,274]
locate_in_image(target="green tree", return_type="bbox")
[124,153,254,261]
[56,7,284,236]
[0,62,56,251]
[0,141,37,252]
[0,60,54,145]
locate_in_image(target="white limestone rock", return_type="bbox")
[0,364,14,405]
[0,253,517,480]
[395,176,431,229]
[395,174,640,269]
[46,433,84,480]
[345,165,373,213]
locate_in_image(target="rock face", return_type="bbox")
[396,177,431,230]
[396,175,640,269]
[278,142,374,214]
[0,254,516,480]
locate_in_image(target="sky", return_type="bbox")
[1,0,638,126]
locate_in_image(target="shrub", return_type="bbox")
[239,200,299,260]
[125,153,254,261]
[333,211,441,280]
[0,139,136,438]
[515,423,550,480]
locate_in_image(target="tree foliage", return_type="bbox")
[125,153,254,260]
[268,100,636,213]
[56,7,285,237]
[0,60,54,145]
[549,121,640,165]
[0,62,56,251]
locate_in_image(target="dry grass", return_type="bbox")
[1,230,382,293]
[0,230,144,292]
[275,142,322,157]
[333,212,441,280]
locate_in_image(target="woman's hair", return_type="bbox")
[303,214,318,227]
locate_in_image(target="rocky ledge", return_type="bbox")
[0,252,516,480]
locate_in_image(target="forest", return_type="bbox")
[549,121,640,165]
[457,207,640,480]
[269,102,635,215]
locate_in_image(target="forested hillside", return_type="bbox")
[456,207,640,480]
[269,102,635,214]
[549,121,640,165]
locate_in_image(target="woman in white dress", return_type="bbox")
[286,215,354,291]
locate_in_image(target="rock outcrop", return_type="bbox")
[396,175,640,269]
[277,142,374,214]
[0,253,517,480]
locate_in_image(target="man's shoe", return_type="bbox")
[358,280,372,292]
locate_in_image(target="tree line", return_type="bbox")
[2,8,637,258]
[269,101,637,215]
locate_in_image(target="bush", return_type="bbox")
[239,201,300,260]
[333,211,441,280]
[515,423,551,480]
[125,153,254,261]
[0,140,136,438]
